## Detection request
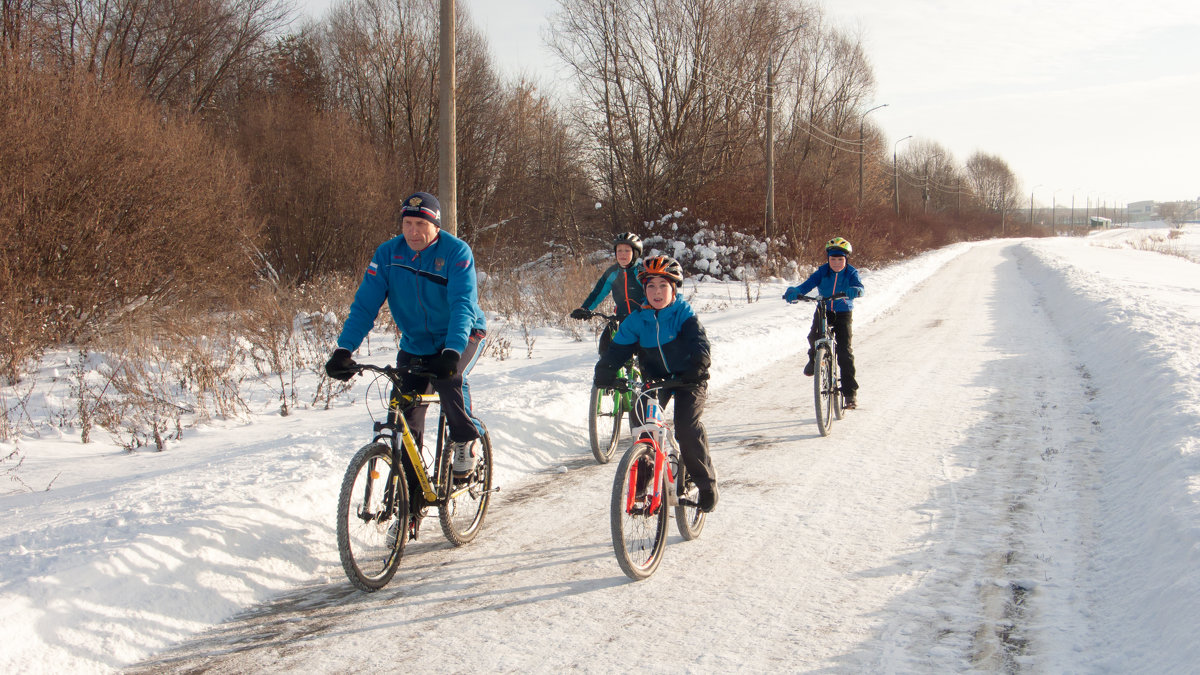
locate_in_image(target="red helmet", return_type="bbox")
[638,255,684,287]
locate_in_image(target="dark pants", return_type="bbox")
[632,384,716,490]
[396,329,486,448]
[807,308,858,396]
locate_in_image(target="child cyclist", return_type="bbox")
[783,236,865,409]
[570,232,645,324]
[593,255,718,512]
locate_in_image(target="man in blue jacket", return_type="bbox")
[783,236,865,408]
[594,255,718,512]
[325,191,488,478]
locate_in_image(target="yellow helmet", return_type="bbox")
[825,237,852,256]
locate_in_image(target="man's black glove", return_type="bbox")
[593,365,617,388]
[681,366,708,384]
[325,348,356,381]
[570,308,591,320]
[427,349,460,379]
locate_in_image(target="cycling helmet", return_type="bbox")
[825,236,852,257]
[613,232,644,259]
[638,255,684,287]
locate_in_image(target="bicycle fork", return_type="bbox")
[625,440,679,515]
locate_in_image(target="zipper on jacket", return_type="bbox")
[654,310,671,373]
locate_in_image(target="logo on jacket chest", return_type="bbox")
[434,258,445,271]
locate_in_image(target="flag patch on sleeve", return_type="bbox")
[366,261,378,276]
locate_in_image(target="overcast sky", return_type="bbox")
[303,0,1198,206]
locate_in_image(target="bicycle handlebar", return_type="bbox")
[583,310,620,322]
[788,292,848,305]
[352,362,437,380]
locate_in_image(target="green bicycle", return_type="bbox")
[584,311,640,463]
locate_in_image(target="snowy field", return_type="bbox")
[2,224,1198,672]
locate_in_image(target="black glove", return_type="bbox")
[324,348,356,381]
[427,349,460,379]
[681,367,708,384]
[593,365,617,388]
[570,308,591,320]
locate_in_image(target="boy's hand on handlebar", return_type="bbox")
[570,308,591,320]
[782,287,801,303]
[324,348,357,381]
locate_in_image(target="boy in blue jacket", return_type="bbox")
[783,237,865,408]
[325,191,488,478]
[594,255,718,512]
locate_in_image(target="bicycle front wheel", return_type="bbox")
[337,442,409,592]
[438,426,494,546]
[589,385,623,463]
[814,344,834,437]
[611,442,669,580]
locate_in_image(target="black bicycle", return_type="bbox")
[335,362,496,591]
[582,311,640,463]
[791,294,847,436]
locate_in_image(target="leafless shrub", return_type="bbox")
[0,66,260,385]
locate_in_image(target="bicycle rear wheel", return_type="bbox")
[611,441,669,580]
[337,442,409,591]
[814,344,834,437]
[438,425,494,545]
[589,385,623,463]
[672,452,706,540]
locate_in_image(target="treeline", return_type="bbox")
[0,0,1032,384]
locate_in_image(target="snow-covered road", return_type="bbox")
[5,230,1199,673]
[118,238,1198,672]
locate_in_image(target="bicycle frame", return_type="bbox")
[622,380,690,514]
[594,311,638,411]
[359,365,444,507]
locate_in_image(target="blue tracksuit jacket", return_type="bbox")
[336,231,486,356]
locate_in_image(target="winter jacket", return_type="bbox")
[336,231,487,356]
[596,298,710,382]
[785,263,865,313]
[581,262,645,319]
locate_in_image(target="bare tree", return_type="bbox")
[25,0,290,113]
[965,151,1021,224]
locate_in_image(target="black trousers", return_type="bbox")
[807,308,858,395]
[632,384,716,490]
[395,329,486,448]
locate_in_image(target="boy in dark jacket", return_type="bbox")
[594,255,718,512]
[783,236,865,408]
[571,232,646,323]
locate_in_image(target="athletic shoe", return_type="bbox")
[843,395,857,409]
[803,361,814,377]
[451,440,477,476]
[697,484,719,513]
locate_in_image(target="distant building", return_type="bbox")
[1128,200,1156,222]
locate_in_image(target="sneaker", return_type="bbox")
[697,484,719,513]
[843,395,857,409]
[451,440,477,476]
[803,361,814,377]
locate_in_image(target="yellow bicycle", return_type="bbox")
[336,362,495,591]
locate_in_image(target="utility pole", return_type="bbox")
[438,0,456,235]
[859,104,887,207]
[893,135,912,216]
[765,59,774,240]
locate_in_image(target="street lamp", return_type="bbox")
[893,135,912,216]
[859,103,887,207]
[1052,188,1062,232]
